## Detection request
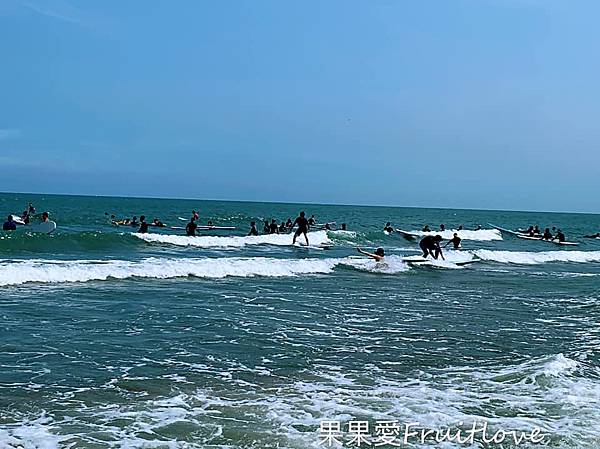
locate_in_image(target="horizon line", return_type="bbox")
[0,190,598,217]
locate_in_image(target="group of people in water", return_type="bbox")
[2,203,51,231]
[521,225,567,242]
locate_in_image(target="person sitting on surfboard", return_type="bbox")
[278,220,287,233]
[262,220,270,234]
[383,222,394,233]
[285,218,293,229]
[138,216,149,234]
[444,233,462,250]
[269,219,279,234]
[292,211,310,246]
[186,218,198,236]
[419,235,445,260]
[542,228,553,240]
[357,247,385,262]
[3,215,17,231]
[308,215,316,227]
[248,221,258,236]
[422,224,431,232]
[555,229,566,242]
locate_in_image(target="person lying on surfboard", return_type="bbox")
[357,247,385,262]
[383,222,394,233]
[419,235,445,260]
[584,232,600,238]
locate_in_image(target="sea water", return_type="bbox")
[1,192,600,448]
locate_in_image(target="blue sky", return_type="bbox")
[0,0,598,212]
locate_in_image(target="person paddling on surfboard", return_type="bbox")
[584,232,600,238]
[419,235,445,260]
[292,211,310,246]
[383,222,394,233]
[357,247,385,262]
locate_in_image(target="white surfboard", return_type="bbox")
[30,221,57,234]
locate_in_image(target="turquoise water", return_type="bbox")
[1,192,600,448]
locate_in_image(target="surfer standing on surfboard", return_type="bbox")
[419,235,445,260]
[292,211,310,246]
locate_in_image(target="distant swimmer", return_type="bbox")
[474,224,482,231]
[248,221,258,236]
[138,216,149,234]
[357,247,385,262]
[130,216,139,226]
[444,233,462,250]
[40,211,50,222]
[384,222,394,233]
[422,225,431,232]
[419,235,445,260]
[584,232,600,238]
[324,223,331,230]
[263,220,270,234]
[28,202,36,214]
[186,218,198,236]
[554,229,566,243]
[292,211,310,246]
[2,215,17,231]
[152,218,166,227]
[269,219,279,234]
[207,220,214,227]
[341,223,347,231]
[542,228,553,240]
[21,210,30,224]
[439,224,446,232]
[192,210,199,221]
[308,215,316,226]
[458,225,463,231]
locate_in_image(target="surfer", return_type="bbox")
[2,215,17,231]
[248,221,258,236]
[524,226,535,236]
[263,220,270,234]
[554,229,566,243]
[21,211,30,224]
[28,202,35,214]
[341,223,347,231]
[422,225,431,232]
[292,211,310,246]
[584,232,600,238]
[269,219,279,234]
[152,218,165,227]
[440,224,446,232]
[458,225,463,230]
[474,224,482,230]
[384,222,394,233]
[419,235,445,260]
[285,218,293,229]
[278,220,287,233]
[40,211,49,222]
[357,247,385,262]
[542,228,553,240]
[192,210,199,221]
[444,233,462,250]
[324,223,331,230]
[130,216,138,227]
[138,216,149,234]
[186,218,198,236]
[308,215,316,226]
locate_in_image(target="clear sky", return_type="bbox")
[1,0,599,212]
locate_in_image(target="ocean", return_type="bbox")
[1,192,599,448]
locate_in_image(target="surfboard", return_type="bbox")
[396,229,420,241]
[30,221,57,234]
[488,223,522,236]
[12,215,26,225]
[517,234,579,246]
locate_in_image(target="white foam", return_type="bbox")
[133,230,331,248]
[0,257,341,286]
[473,249,600,265]
[341,255,410,274]
[404,229,502,241]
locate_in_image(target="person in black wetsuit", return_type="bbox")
[384,222,394,233]
[263,220,270,234]
[542,228,553,240]
[285,218,293,229]
[439,224,446,232]
[186,218,198,236]
[422,224,431,232]
[292,211,310,245]
[308,215,316,227]
[445,233,462,250]
[584,232,600,238]
[248,221,258,236]
[279,220,287,233]
[555,229,566,242]
[3,215,17,231]
[419,235,445,260]
[138,216,149,234]
[269,219,279,234]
